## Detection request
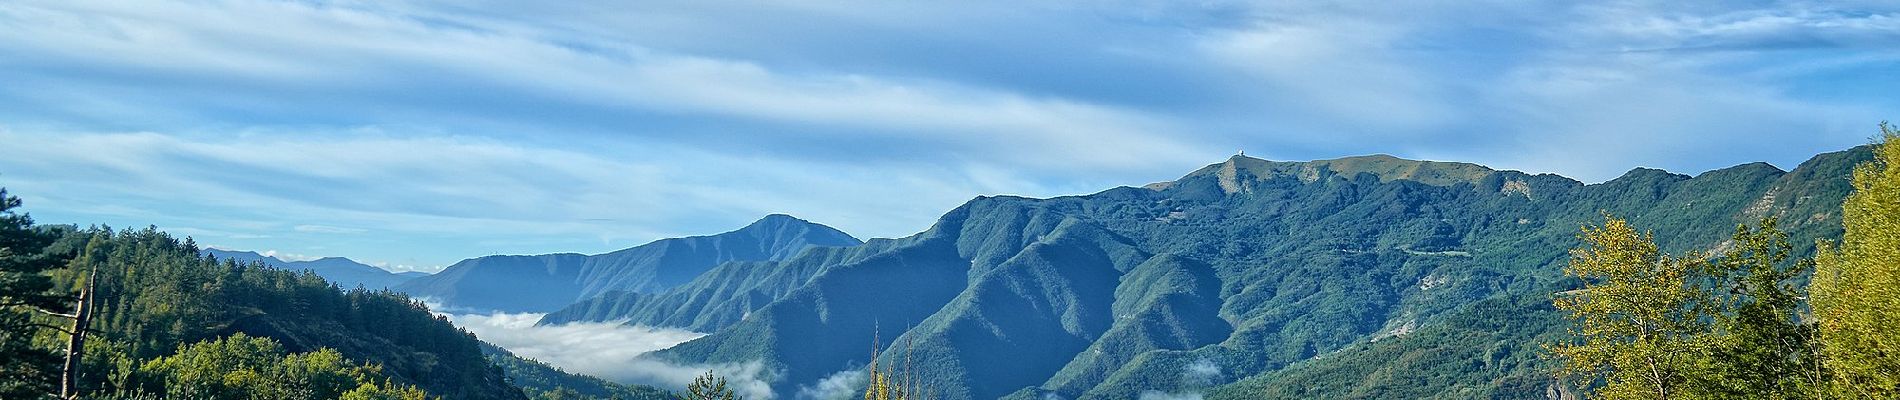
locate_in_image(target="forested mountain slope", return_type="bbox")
[615,149,1866,399]
[38,227,526,399]
[398,214,860,313]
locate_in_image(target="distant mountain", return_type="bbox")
[397,214,862,313]
[602,148,1867,400]
[204,249,424,289]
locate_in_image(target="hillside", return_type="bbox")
[35,227,525,399]
[610,148,1868,399]
[397,214,861,313]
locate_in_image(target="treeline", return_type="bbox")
[1551,124,1900,399]
[0,187,526,399]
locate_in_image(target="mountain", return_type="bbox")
[596,148,1867,400]
[204,249,425,289]
[397,214,862,313]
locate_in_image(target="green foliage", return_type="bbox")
[36,226,525,399]
[1811,123,1900,397]
[1548,215,1718,400]
[1207,294,1564,400]
[0,187,76,400]
[682,370,738,400]
[1699,217,1824,398]
[127,333,428,400]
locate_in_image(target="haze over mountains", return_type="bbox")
[203,248,428,289]
[396,214,862,313]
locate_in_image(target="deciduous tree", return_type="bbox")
[1811,123,1900,397]
[1549,215,1717,400]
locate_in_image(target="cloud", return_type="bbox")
[1182,357,1222,387]
[371,261,441,274]
[438,311,778,399]
[1136,391,1203,400]
[0,0,1212,172]
[796,369,867,400]
[261,250,318,262]
[2,0,1895,271]
[1574,4,1900,52]
[295,224,368,234]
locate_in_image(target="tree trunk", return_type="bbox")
[59,265,96,399]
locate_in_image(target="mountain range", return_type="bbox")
[204,249,428,289]
[527,148,1867,399]
[396,214,862,313]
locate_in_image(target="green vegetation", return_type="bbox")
[1547,125,1897,399]
[0,187,78,399]
[0,187,527,399]
[122,333,430,400]
[682,370,739,400]
[1548,216,1718,399]
[1812,123,1900,397]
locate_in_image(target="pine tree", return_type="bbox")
[1811,123,1900,397]
[681,370,737,400]
[1548,215,1717,400]
[0,187,79,399]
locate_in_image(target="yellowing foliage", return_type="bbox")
[1811,123,1900,397]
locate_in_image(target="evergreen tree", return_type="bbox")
[1811,123,1900,397]
[0,187,77,399]
[1548,215,1717,400]
[681,370,737,400]
[1701,217,1824,398]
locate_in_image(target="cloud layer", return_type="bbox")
[1,0,1895,268]
[442,311,776,399]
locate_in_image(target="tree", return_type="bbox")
[0,187,79,399]
[1548,215,1717,400]
[1700,217,1823,398]
[133,333,432,400]
[681,370,737,400]
[1811,123,1900,397]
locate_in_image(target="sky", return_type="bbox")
[0,0,1895,273]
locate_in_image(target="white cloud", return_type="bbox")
[796,369,867,400]
[262,249,318,262]
[371,261,441,274]
[1137,391,1203,400]
[1182,357,1222,387]
[0,0,1212,173]
[295,224,368,234]
[438,311,778,399]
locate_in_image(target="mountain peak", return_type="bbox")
[1163,153,1498,194]
[746,213,806,228]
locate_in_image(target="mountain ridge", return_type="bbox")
[591,146,1870,399]
[397,214,862,313]
[203,248,424,289]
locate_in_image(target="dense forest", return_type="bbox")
[0,187,679,399]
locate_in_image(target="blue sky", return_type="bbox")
[1,0,1895,272]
